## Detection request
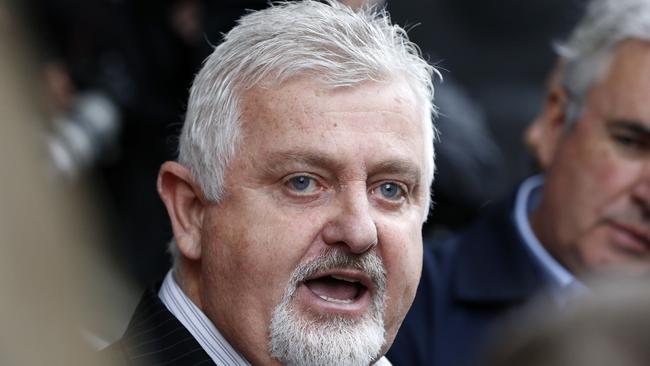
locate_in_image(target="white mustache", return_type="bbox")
[289,249,386,296]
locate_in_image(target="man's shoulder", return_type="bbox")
[425,197,517,277]
[103,286,214,366]
[388,196,543,366]
[426,194,544,302]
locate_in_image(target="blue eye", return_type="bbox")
[378,182,403,200]
[288,175,313,192]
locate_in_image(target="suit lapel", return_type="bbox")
[115,286,215,366]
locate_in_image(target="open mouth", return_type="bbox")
[304,274,368,304]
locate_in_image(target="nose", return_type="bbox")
[321,185,378,254]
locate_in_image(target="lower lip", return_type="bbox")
[607,224,650,254]
[292,282,373,318]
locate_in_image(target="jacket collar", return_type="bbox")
[119,285,215,366]
[451,196,546,303]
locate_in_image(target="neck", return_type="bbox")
[529,201,579,277]
[175,258,204,309]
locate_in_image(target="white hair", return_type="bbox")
[178,0,438,213]
[554,0,650,126]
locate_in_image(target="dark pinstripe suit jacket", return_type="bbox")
[104,286,215,366]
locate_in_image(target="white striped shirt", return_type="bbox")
[158,270,393,366]
[159,271,251,366]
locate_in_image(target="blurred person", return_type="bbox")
[104,1,439,365]
[388,0,584,230]
[0,3,127,365]
[483,278,650,366]
[25,0,220,287]
[388,0,650,365]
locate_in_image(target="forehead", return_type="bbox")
[238,77,425,156]
[241,77,421,123]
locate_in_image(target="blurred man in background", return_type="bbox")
[106,1,438,365]
[388,0,650,365]
[483,278,650,366]
[388,0,583,230]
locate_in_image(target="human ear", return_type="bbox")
[157,161,205,260]
[526,65,569,170]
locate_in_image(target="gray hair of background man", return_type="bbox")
[555,0,650,126]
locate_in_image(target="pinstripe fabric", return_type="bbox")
[103,283,215,366]
[158,271,250,366]
[157,271,393,366]
[105,272,393,366]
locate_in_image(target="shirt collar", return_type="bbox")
[513,175,586,305]
[158,270,393,366]
[158,270,251,366]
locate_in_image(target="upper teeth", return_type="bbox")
[331,275,359,283]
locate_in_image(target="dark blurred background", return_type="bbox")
[13,0,585,295]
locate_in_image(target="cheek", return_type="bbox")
[576,226,617,263]
[570,126,637,211]
[203,198,328,307]
[576,155,642,232]
[550,138,625,229]
[582,145,624,193]
[377,219,423,324]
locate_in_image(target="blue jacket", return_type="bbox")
[387,198,550,366]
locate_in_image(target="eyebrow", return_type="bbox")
[368,160,422,185]
[263,150,422,184]
[264,151,346,173]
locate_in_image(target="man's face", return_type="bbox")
[532,40,650,276]
[198,77,427,365]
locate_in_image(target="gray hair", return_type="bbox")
[178,0,438,213]
[555,0,650,126]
